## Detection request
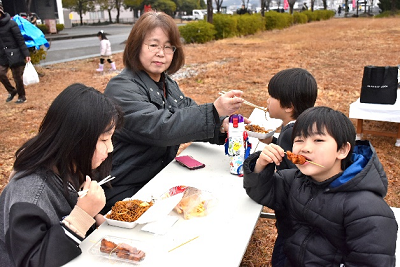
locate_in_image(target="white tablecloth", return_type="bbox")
[349,89,400,123]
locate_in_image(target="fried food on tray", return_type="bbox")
[175,187,208,220]
[245,124,270,133]
[100,238,146,261]
[286,151,307,165]
[106,199,152,222]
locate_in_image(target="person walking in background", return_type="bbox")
[96,30,116,72]
[0,83,123,266]
[0,1,31,103]
[338,5,342,16]
[102,11,245,213]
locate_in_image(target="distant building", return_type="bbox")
[2,0,64,23]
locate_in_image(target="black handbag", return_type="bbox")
[3,48,26,67]
[360,66,398,105]
[0,38,26,67]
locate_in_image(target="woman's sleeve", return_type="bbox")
[5,202,82,267]
[105,76,220,146]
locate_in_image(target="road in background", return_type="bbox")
[40,25,133,66]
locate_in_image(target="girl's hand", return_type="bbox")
[254,144,285,173]
[214,90,244,117]
[76,176,106,218]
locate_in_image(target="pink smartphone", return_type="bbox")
[175,155,205,170]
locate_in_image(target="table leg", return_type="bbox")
[356,119,363,140]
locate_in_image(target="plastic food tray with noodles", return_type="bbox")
[245,124,275,139]
[104,198,153,229]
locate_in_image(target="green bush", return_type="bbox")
[264,11,293,30]
[213,13,238,39]
[375,10,400,17]
[236,14,265,36]
[293,11,308,24]
[314,10,335,20]
[56,24,64,32]
[302,10,317,22]
[36,24,48,34]
[29,47,47,64]
[179,21,216,44]
[35,23,64,34]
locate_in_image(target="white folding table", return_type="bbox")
[63,142,262,267]
[349,89,400,147]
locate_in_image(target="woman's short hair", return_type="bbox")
[123,11,185,74]
[268,68,318,119]
[292,106,356,169]
[14,83,123,190]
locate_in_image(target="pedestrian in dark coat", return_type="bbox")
[103,11,245,213]
[0,1,31,103]
[243,106,397,266]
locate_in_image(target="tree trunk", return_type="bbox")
[207,0,213,23]
[108,9,112,23]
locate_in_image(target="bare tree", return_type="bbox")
[288,0,296,13]
[215,0,223,12]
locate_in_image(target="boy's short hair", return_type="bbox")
[268,68,318,119]
[292,106,356,169]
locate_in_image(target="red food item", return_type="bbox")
[286,151,306,165]
[100,238,117,253]
[100,238,146,262]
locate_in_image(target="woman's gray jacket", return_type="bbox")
[104,69,226,204]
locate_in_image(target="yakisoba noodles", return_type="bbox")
[106,199,152,222]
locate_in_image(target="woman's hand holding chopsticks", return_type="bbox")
[214,90,244,117]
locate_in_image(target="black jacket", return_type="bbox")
[104,69,226,204]
[0,13,29,66]
[243,140,397,266]
[0,169,94,267]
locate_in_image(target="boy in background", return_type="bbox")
[256,68,318,266]
[244,106,397,266]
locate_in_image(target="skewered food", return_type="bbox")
[286,151,307,165]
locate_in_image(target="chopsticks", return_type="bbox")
[78,175,116,198]
[219,90,268,112]
[168,236,199,252]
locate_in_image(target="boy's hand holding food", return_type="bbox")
[255,144,285,173]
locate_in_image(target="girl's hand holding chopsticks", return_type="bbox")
[76,175,107,217]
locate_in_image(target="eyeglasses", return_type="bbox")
[144,43,176,54]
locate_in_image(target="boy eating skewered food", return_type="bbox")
[243,106,397,266]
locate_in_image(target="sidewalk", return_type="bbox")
[44,24,134,41]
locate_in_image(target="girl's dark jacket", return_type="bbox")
[243,140,397,266]
[0,169,94,267]
[0,13,30,66]
[104,69,226,204]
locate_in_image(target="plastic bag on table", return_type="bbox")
[23,62,39,85]
[174,187,217,220]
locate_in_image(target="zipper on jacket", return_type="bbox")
[297,230,314,265]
